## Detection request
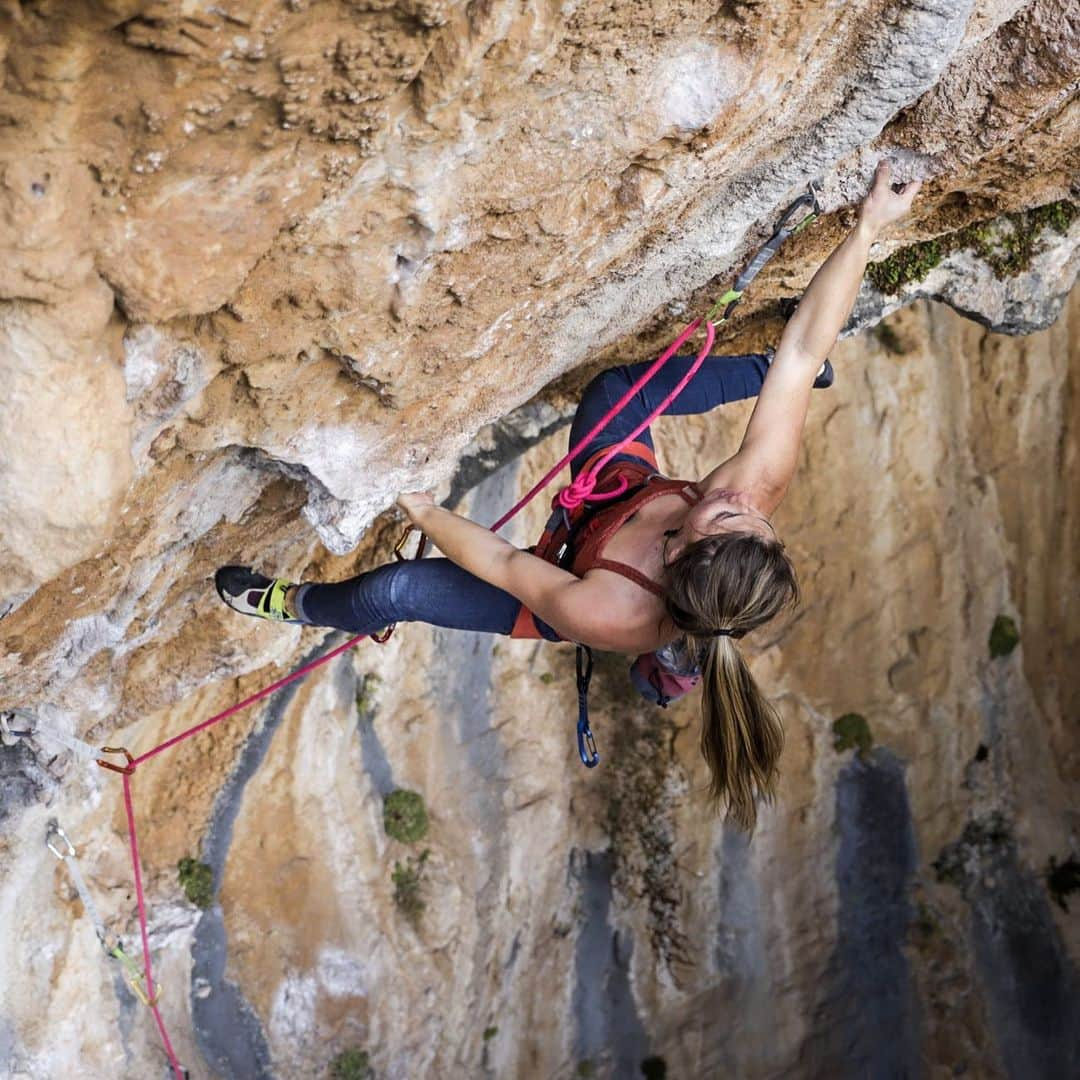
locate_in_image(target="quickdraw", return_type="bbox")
[706,183,820,322]
[46,824,159,1007]
[576,645,598,767]
[2,708,103,762]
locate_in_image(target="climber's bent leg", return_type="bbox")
[568,353,770,476]
[294,558,562,640]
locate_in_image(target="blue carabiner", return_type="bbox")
[577,717,599,768]
[575,645,599,768]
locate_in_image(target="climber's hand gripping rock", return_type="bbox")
[857,159,922,238]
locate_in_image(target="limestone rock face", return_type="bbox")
[0,2,1077,1078]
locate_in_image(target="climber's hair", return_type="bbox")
[664,532,799,832]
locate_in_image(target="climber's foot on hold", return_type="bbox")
[765,346,834,390]
[215,566,304,623]
[812,357,834,389]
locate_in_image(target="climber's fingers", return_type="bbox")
[860,160,922,232]
[396,490,436,522]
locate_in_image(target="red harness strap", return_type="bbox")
[511,448,701,639]
[589,559,665,598]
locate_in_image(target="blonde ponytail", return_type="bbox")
[694,633,785,830]
[665,532,799,831]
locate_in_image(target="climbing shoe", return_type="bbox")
[812,357,834,389]
[214,566,303,623]
[764,346,834,390]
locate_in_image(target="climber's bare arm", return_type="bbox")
[702,162,920,513]
[397,494,654,650]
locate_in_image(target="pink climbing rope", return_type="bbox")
[131,633,370,768]
[557,319,715,511]
[106,311,717,1077]
[118,633,381,1078]
[489,316,712,530]
[122,773,184,1079]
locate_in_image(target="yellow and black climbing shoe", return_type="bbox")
[215,566,303,624]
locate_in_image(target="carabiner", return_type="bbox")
[46,823,75,860]
[775,184,821,235]
[96,746,135,775]
[1,709,34,744]
[577,719,599,768]
[393,525,429,563]
[110,944,160,1007]
[575,645,599,768]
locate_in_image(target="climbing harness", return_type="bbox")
[46,824,160,1008]
[13,182,820,1079]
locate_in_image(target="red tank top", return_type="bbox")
[510,447,701,639]
[568,464,701,596]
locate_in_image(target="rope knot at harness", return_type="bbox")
[556,471,630,511]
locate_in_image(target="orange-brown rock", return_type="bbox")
[0,2,1077,1077]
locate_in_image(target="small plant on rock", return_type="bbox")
[867,238,944,294]
[177,857,214,909]
[832,713,873,756]
[329,1047,373,1080]
[383,788,428,843]
[355,673,381,718]
[988,614,1020,659]
[392,849,430,926]
[866,199,1077,295]
[873,321,907,355]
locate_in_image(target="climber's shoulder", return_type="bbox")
[498,549,664,651]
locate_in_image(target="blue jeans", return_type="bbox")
[294,353,770,636]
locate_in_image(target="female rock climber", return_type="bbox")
[217,162,919,830]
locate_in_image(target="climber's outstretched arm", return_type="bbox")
[701,161,920,513]
[396,493,655,650]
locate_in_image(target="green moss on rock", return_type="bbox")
[867,199,1077,295]
[391,849,430,925]
[177,857,214,908]
[832,713,873,756]
[355,672,381,718]
[1027,199,1077,236]
[383,788,429,843]
[989,614,1020,659]
[329,1048,373,1080]
[866,239,944,294]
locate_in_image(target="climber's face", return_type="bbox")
[664,491,776,563]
